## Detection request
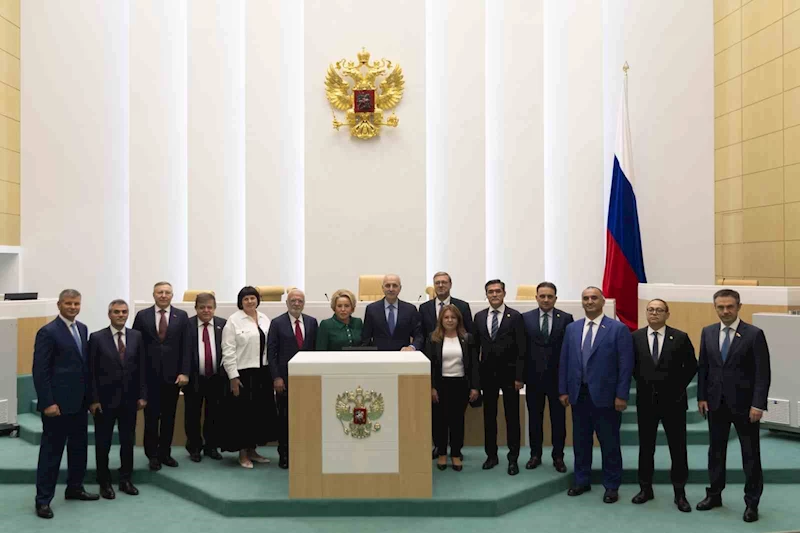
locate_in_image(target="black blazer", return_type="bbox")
[132,305,190,384]
[88,327,147,410]
[361,299,424,351]
[419,297,474,339]
[32,318,90,415]
[697,320,771,415]
[267,312,318,382]
[521,308,573,379]
[632,326,697,411]
[424,333,480,391]
[184,316,227,392]
[473,306,526,385]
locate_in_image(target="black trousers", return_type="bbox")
[636,404,688,490]
[144,381,180,460]
[525,370,566,459]
[183,375,222,454]
[483,382,521,460]
[276,388,289,457]
[434,377,469,458]
[35,412,88,506]
[707,401,763,507]
[94,406,136,485]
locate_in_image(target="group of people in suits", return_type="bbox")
[31,277,770,524]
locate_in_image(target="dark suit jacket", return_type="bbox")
[32,317,90,415]
[184,316,227,392]
[632,326,697,411]
[424,333,480,391]
[473,306,526,385]
[88,327,147,410]
[361,299,424,351]
[559,316,634,408]
[697,320,770,415]
[522,308,574,379]
[267,312,318,383]
[419,297,475,340]
[132,305,190,384]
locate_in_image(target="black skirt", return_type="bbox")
[218,366,278,452]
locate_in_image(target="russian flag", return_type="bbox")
[602,73,646,331]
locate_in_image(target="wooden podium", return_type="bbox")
[288,351,431,499]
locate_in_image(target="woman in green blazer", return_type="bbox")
[316,289,363,351]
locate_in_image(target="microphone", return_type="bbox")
[324,293,329,301]
[417,294,422,301]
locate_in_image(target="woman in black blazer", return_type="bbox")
[424,304,480,471]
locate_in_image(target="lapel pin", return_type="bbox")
[601,324,606,329]
[556,314,561,318]
[735,332,741,338]
[669,336,673,340]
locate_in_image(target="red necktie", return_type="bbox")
[294,319,304,349]
[202,323,213,377]
[158,309,167,341]
[117,331,125,362]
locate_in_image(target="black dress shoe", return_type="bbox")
[696,495,722,511]
[279,455,289,469]
[482,456,499,470]
[452,464,463,472]
[436,463,447,471]
[567,485,591,496]
[149,458,161,471]
[743,506,758,523]
[160,456,179,468]
[508,461,519,476]
[553,458,567,473]
[631,488,654,504]
[64,488,99,501]
[525,456,541,470]
[204,449,223,460]
[35,504,54,519]
[99,484,115,500]
[603,489,619,504]
[119,481,139,496]
[674,494,692,513]
[189,452,202,463]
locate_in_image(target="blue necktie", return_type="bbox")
[387,304,396,336]
[721,326,731,362]
[438,301,444,317]
[581,321,594,376]
[490,310,499,340]
[651,332,659,364]
[70,323,83,358]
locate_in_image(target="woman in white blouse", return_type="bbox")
[220,286,277,468]
[424,305,480,472]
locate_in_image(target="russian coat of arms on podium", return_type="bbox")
[335,385,385,438]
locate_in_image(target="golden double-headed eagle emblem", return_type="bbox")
[335,385,385,438]
[325,48,405,140]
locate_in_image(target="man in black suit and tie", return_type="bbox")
[267,289,318,469]
[474,279,526,475]
[521,281,573,473]
[183,293,226,463]
[132,281,190,471]
[630,299,696,512]
[88,299,148,500]
[32,289,99,519]
[696,289,770,523]
[361,274,424,351]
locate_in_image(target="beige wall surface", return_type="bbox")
[0,0,19,245]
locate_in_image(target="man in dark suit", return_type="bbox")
[361,274,424,351]
[88,299,147,500]
[183,293,226,463]
[473,279,526,476]
[32,289,99,519]
[696,289,770,523]
[132,281,190,471]
[631,298,697,512]
[521,281,573,473]
[267,289,318,469]
[559,287,633,503]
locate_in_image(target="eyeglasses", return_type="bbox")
[646,308,667,315]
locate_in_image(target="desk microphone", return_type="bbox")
[324,293,329,301]
[417,294,422,301]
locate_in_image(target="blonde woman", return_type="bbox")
[316,289,363,351]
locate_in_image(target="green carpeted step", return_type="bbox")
[17,413,117,446]
[619,419,731,446]
[31,399,95,425]
[620,405,705,424]
[628,381,698,405]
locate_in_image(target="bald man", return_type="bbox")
[267,289,318,469]
[361,274,424,351]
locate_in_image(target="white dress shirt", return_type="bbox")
[290,314,305,339]
[441,336,465,377]
[646,325,665,359]
[198,320,218,376]
[110,326,126,349]
[155,305,171,331]
[539,309,553,336]
[581,313,605,347]
[221,310,271,379]
[718,318,740,350]
[435,297,451,318]
[486,304,506,332]
[59,315,76,329]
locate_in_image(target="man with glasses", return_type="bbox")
[630,299,696,512]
